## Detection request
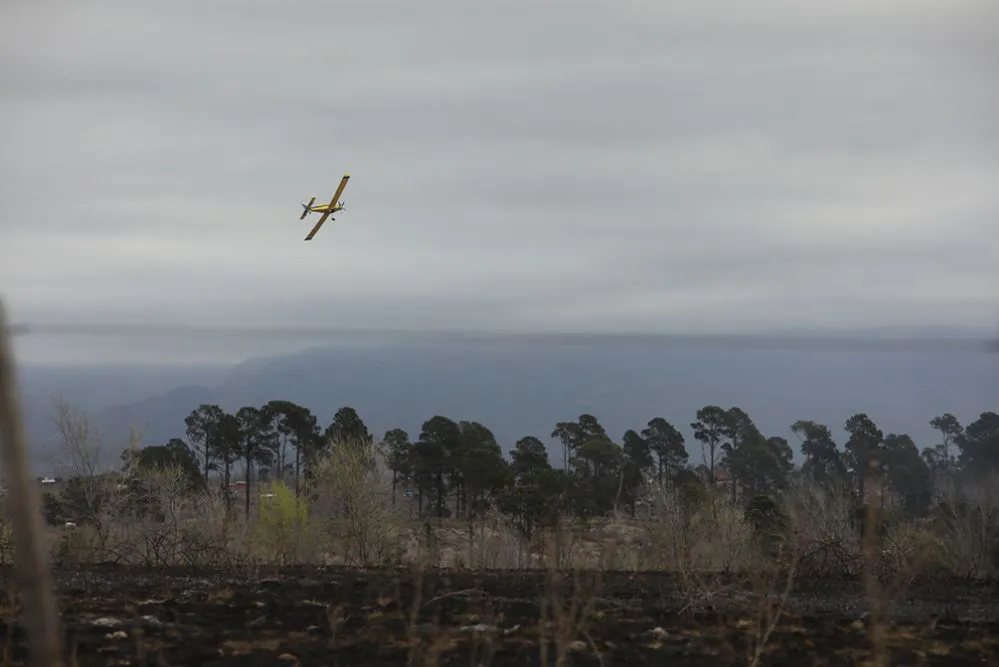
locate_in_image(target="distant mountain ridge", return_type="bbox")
[18,337,996,475]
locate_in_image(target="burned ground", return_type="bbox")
[2,566,998,666]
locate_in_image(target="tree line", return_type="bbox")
[117,401,998,532]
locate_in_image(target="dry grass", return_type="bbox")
[13,470,999,580]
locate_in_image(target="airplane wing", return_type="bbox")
[304,210,333,241]
[330,173,350,209]
[303,174,350,241]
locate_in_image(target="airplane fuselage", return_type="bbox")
[305,203,344,214]
[307,202,343,212]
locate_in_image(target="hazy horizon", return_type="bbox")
[9,321,998,368]
[19,339,997,466]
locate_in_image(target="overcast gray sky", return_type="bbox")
[3,0,997,364]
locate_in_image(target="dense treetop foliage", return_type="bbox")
[109,400,999,527]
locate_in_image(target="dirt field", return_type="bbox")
[2,566,999,666]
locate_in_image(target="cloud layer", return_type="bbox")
[3,0,997,363]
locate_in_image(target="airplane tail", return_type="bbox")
[299,196,316,220]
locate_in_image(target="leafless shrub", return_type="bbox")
[538,515,587,571]
[738,489,810,667]
[634,478,754,616]
[931,473,999,577]
[116,465,191,565]
[639,476,754,573]
[784,477,862,577]
[182,486,255,569]
[879,520,949,588]
[310,438,404,566]
[110,465,251,568]
[461,508,524,569]
[45,398,139,560]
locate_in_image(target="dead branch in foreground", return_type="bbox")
[0,300,64,666]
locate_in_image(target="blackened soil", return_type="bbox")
[2,566,998,666]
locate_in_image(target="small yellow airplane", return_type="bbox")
[299,173,351,241]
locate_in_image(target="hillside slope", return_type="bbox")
[75,341,997,464]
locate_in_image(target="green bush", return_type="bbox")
[254,481,309,565]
